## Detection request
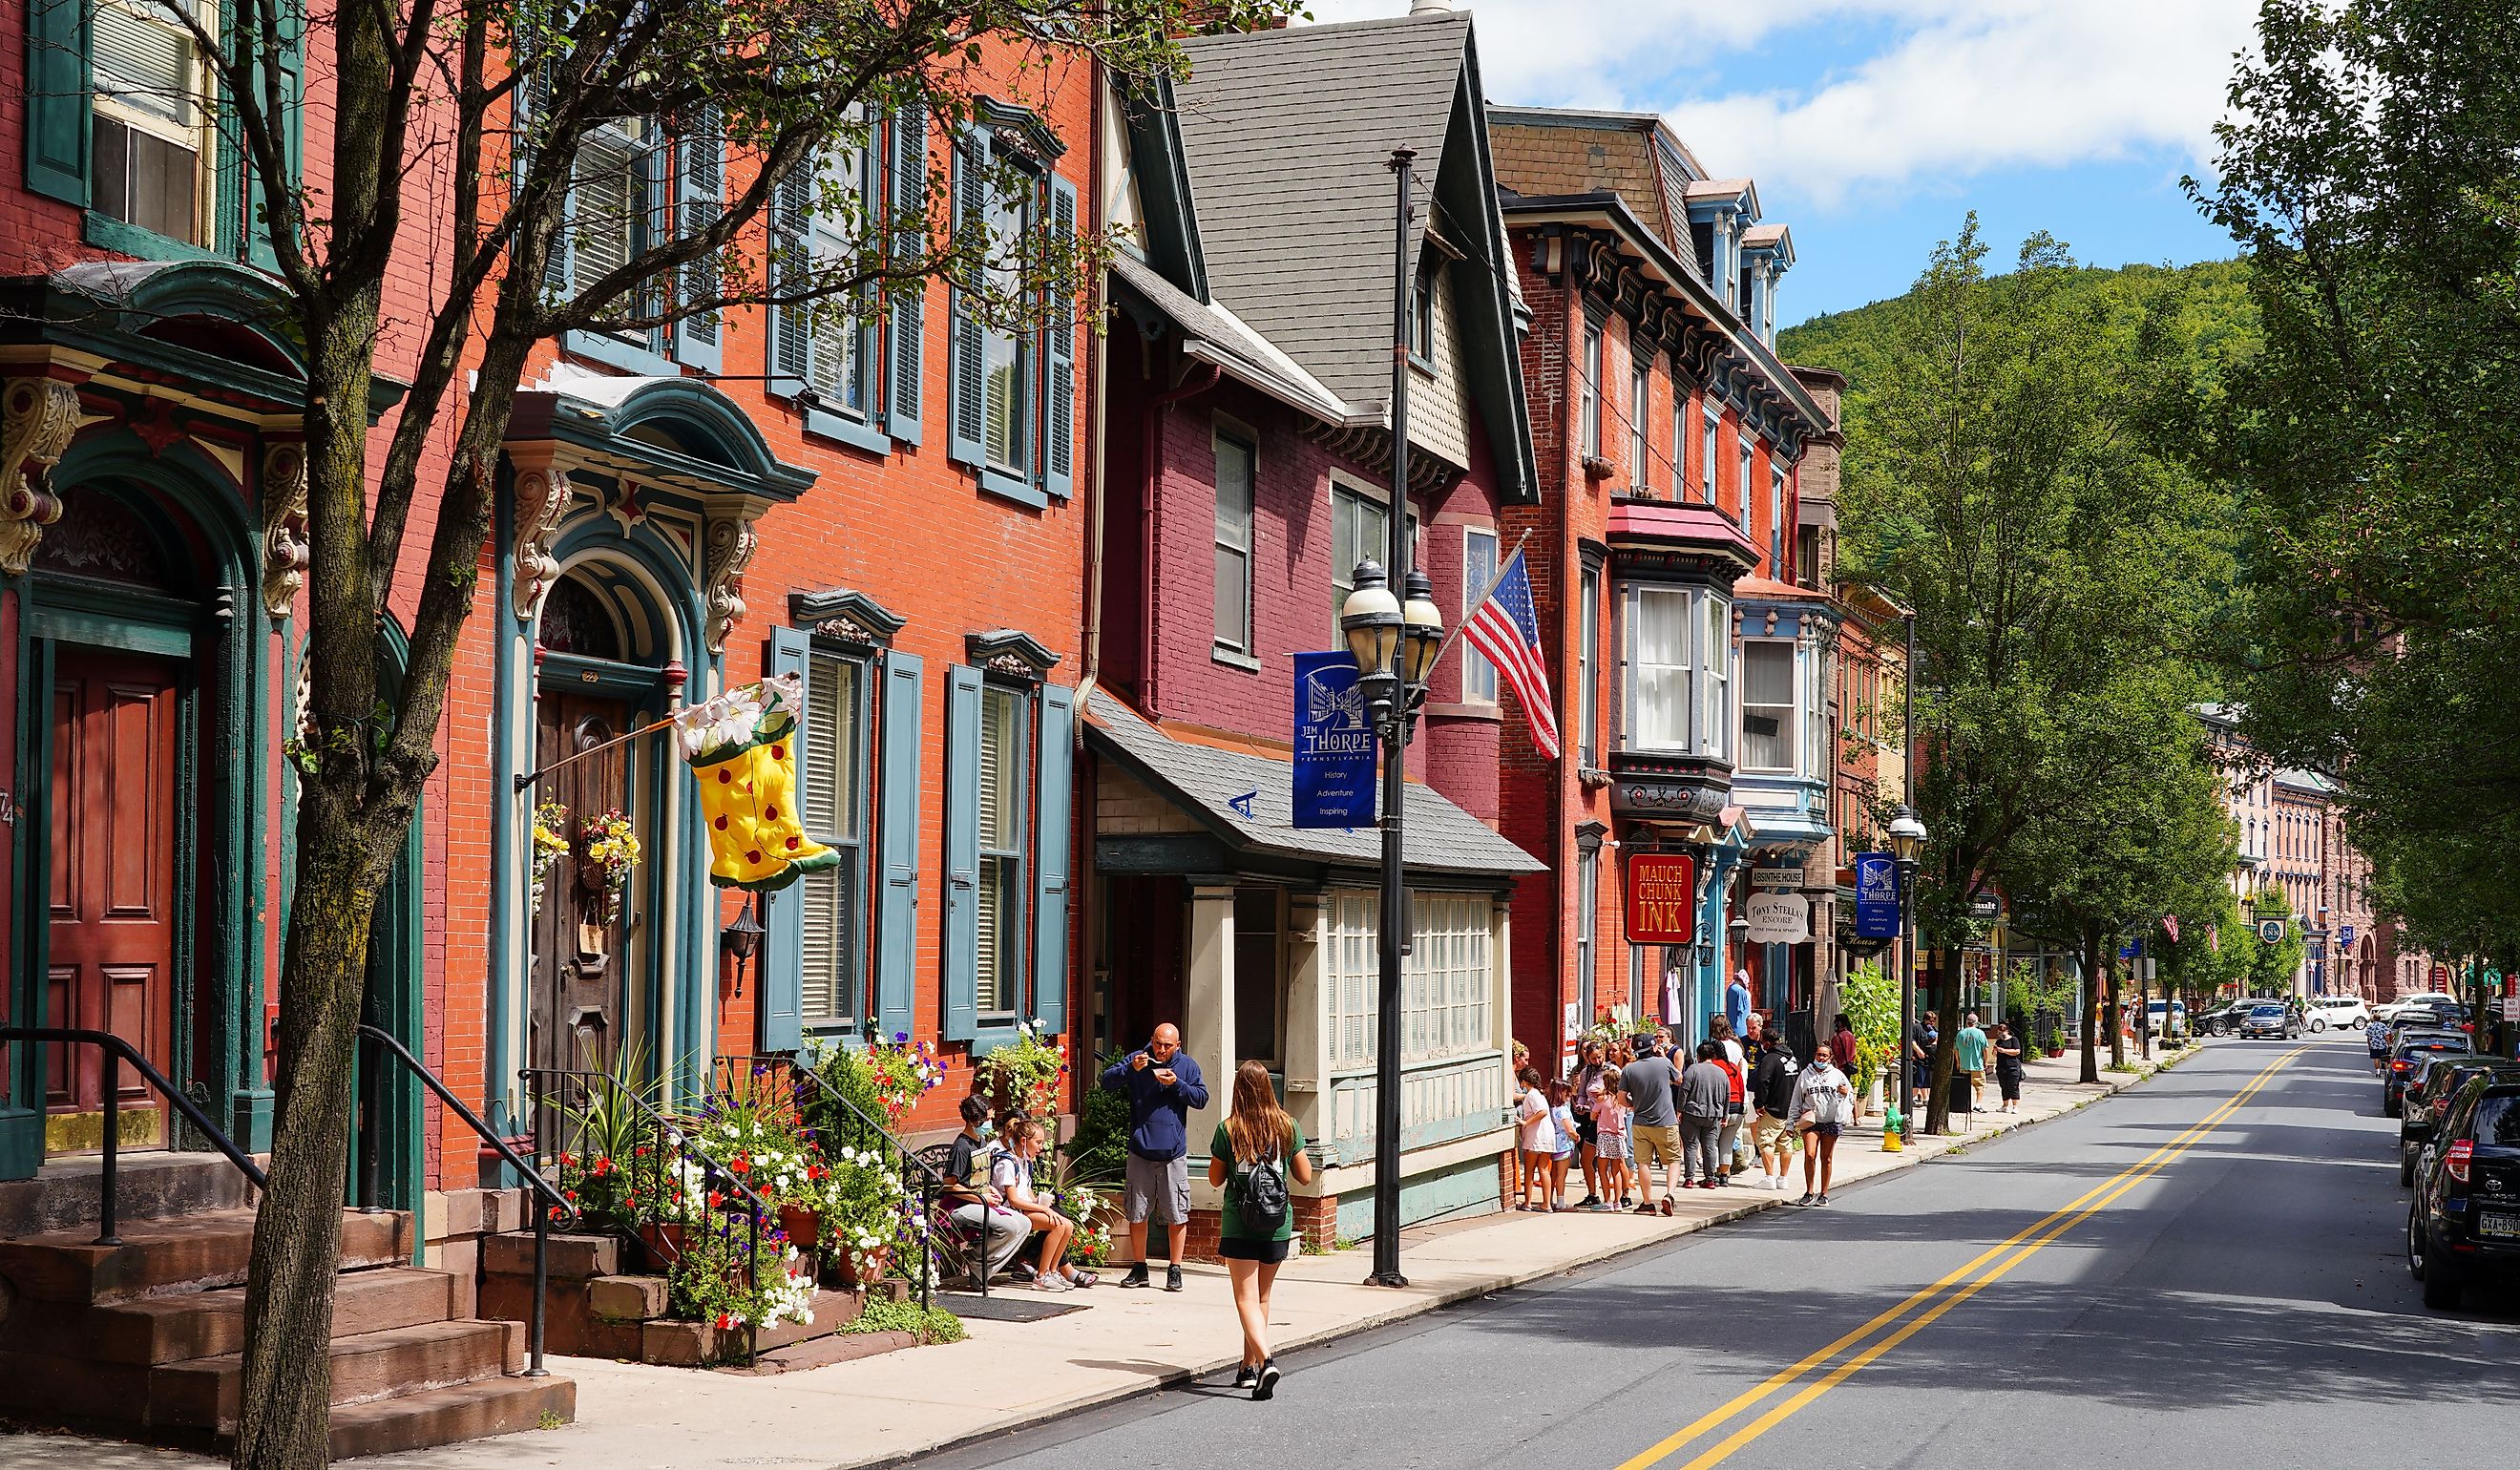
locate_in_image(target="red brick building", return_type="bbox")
[1485,107,1838,1063]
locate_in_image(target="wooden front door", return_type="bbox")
[45,649,181,1154]
[531,691,640,1084]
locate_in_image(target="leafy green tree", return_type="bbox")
[175,2,1292,1465]
[2240,886,2308,998]
[1808,218,2236,1126]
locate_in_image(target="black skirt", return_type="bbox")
[1220,1235,1292,1264]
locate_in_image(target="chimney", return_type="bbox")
[1409,0,1455,13]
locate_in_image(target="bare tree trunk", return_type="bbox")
[2078,929,2101,1084]
[234,826,381,1470]
[1925,948,1963,1135]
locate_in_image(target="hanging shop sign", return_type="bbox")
[679,676,841,892]
[1625,852,1698,944]
[1853,852,1899,938]
[2258,920,2287,945]
[1750,866,1802,890]
[1745,892,1810,945]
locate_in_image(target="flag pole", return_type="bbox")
[1420,527,1532,682]
[512,682,755,793]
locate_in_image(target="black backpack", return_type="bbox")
[1237,1132,1291,1236]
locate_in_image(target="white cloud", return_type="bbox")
[1310,0,2258,210]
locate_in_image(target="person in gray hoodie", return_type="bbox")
[1678,1041,1732,1189]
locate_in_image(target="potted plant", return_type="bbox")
[975,1019,1066,1122]
[818,1143,914,1287]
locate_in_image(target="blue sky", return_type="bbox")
[1314,0,2257,323]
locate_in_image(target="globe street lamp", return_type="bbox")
[1340,555,1446,1290]
[1887,805,1927,1126]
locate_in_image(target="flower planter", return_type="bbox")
[834,1247,892,1288]
[778,1206,821,1252]
[2047,1047,2066,1058]
[636,1221,687,1270]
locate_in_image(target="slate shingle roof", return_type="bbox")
[1084,690,1544,876]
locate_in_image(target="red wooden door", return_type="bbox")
[45,649,180,1153]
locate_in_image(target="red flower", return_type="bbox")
[807,1165,826,1182]
[547,1205,566,1222]
[634,1145,650,1158]
[557,1151,576,1167]
[592,1156,613,1176]
[564,1188,578,1202]
[715,1312,733,1331]
[708,1190,725,1208]
[729,1156,750,1174]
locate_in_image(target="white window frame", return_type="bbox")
[1577,564,1600,766]
[1462,526,1499,703]
[1323,890,1492,1069]
[1703,594,1731,763]
[1213,427,1256,655]
[1582,322,1605,460]
[1329,478,1418,641]
[1629,358,1651,492]
[1700,404,1719,505]
[1627,585,1694,754]
[92,0,219,245]
[1739,639,1796,773]
[1770,463,1787,572]
[1737,434,1755,534]
[798,643,872,1030]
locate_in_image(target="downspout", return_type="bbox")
[1076,77,1109,1083]
[1139,358,1221,721]
[1556,249,1583,1035]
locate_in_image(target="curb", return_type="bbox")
[854,1053,2189,1468]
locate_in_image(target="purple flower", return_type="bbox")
[894,1032,910,1044]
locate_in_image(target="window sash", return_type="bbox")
[1740,640,1795,771]
[800,648,871,1026]
[1631,586,1691,751]
[1463,528,1498,701]
[1214,432,1255,650]
[1323,890,1492,1069]
[1630,361,1651,492]
[976,683,1029,1017]
[1703,595,1730,762]
[980,160,1035,475]
[1581,325,1603,458]
[1737,435,1754,532]
[1700,408,1719,504]
[1577,567,1600,765]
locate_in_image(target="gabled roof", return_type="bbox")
[1174,12,1539,501]
[1109,253,1351,425]
[1683,178,1760,219]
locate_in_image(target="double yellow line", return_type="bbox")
[1615,1046,2304,1470]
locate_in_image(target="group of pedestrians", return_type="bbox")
[1516,1015,1858,1209]
[1907,1012,2027,1119]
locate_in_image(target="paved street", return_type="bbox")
[918,1034,2518,1469]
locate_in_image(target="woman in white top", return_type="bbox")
[1515,1066,1553,1210]
[991,1118,1096,1291]
[1787,1042,1855,1207]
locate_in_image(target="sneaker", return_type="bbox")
[1796,1192,1816,1207]
[1576,1195,1600,1210]
[1118,1263,1150,1289]
[1815,1194,1830,1207]
[1700,1180,1723,1190]
[1232,1364,1259,1389]
[1034,1272,1071,1292]
[1165,1264,1185,1292]
[1010,1264,1039,1283]
[1253,1358,1282,1401]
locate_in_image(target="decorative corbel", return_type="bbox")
[511,463,574,620]
[260,441,309,619]
[702,510,761,657]
[0,377,85,577]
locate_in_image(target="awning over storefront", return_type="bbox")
[1085,690,1543,881]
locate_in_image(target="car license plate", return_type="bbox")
[2479,1211,2520,1240]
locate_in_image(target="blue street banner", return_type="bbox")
[1292,651,1376,829]
[1853,852,1900,938]
[2119,936,2143,959]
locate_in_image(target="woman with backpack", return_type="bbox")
[1208,1059,1313,1400]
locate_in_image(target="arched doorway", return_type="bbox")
[527,559,683,1090]
[24,471,257,1161]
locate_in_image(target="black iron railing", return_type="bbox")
[0,1026,264,1246]
[522,1064,770,1365]
[726,1053,953,1311]
[355,1025,574,1376]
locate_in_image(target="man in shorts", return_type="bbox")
[1100,1023,1208,1291]
[1620,1034,1686,1215]
[1953,1012,1990,1111]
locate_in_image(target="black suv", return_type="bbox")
[2384,1033,2475,1117]
[2401,1059,2520,1186]
[2407,1072,2520,1310]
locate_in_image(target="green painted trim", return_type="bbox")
[83,212,221,263]
[0,633,56,1181]
[26,601,193,657]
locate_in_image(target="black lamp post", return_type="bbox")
[1341,556,1442,1290]
[1887,804,1926,1126]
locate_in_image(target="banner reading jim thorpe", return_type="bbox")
[1292,651,1376,830]
[1854,851,1900,938]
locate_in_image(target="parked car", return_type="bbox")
[2406,1072,2520,1310]
[2377,992,2459,1022]
[2385,1033,2476,1117]
[2239,1002,2300,1040]
[2144,998,2189,1041]
[2307,995,2370,1032]
[2201,998,2259,1037]
[2403,1059,2520,1186]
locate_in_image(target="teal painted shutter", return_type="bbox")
[944,128,987,468]
[885,101,927,445]
[1030,684,1073,1035]
[25,0,89,205]
[527,73,572,300]
[243,0,305,270]
[675,106,724,371]
[1043,176,1078,500]
[766,160,812,398]
[875,651,924,1041]
[759,627,810,1052]
[940,664,983,1040]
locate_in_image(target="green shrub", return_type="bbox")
[843,1296,966,1343]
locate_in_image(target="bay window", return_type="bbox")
[1631,586,1692,750]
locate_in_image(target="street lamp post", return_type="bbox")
[1887,805,1926,1129]
[1342,145,1440,1290]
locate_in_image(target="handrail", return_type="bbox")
[522,1065,767,1366]
[358,1025,574,1376]
[768,1055,945,1310]
[0,1026,264,1247]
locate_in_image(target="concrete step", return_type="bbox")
[316,1374,576,1460]
[0,1208,408,1304]
[149,1318,521,1432]
[46,1266,463,1365]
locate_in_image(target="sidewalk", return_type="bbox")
[0,1042,2194,1470]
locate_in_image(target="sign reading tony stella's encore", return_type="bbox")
[1626,853,1698,944]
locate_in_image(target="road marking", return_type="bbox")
[1615,1047,2304,1470]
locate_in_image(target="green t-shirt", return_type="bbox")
[1954,1027,1989,1071]
[1211,1119,1306,1243]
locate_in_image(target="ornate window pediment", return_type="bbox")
[965,628,1060,682]
[790,588,908,650]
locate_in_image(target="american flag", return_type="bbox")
[1462,548,1561,760]
[2162,914,2180,945]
